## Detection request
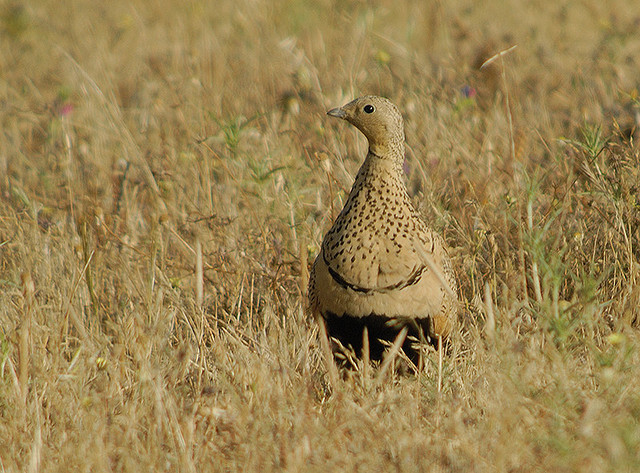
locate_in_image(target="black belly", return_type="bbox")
[323,312,435,364]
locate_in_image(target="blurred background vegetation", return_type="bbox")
[1,0,640,471]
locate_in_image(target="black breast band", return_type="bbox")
[323,251,426,294]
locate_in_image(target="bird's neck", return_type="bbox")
[368,133,405,160]
[351,145,407,196]
[363,143,405,178]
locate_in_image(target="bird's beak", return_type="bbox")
[327,107,346,119]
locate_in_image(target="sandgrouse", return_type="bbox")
[308,95,458,364]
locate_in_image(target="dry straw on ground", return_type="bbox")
[1,0,640,471]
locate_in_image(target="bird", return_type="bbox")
[308,95,458,366]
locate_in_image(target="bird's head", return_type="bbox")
[327,95,405,157]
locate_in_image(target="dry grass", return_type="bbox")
[2,0,640,471]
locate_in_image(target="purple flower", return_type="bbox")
[461,85,477,98]
[59,102,74,117]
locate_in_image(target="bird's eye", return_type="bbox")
[364,104,375,114]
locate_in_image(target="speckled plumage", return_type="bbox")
[308,96,458,362]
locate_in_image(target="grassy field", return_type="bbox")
[2,0,640,471]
